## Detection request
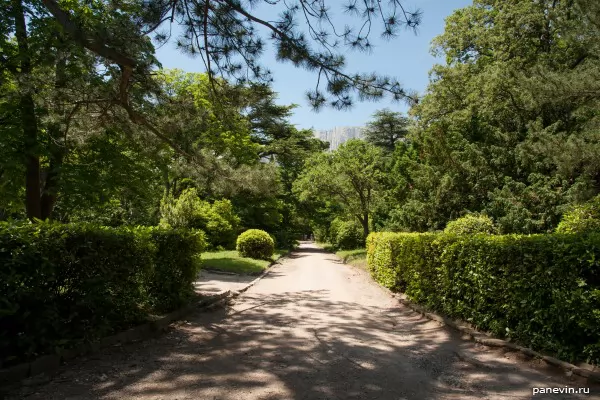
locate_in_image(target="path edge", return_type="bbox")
[0,254,286,393]
[336,254,600,384]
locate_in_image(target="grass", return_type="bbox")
[316,243,368,270]
[200,250,288,275]
[336,248,368,269]
[315,242,336,252]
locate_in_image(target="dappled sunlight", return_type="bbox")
[13,243,598,400]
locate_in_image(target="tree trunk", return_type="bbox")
[40,42,68,220]
[360,213,369,239]
[40,145,63,220]
[13,0,41,220]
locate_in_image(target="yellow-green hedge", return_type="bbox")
[366,231,600,365]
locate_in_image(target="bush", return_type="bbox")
[272,229,299,250]
[444,214,497,235]
[236,229,274,259]
[556,195,600,234]
[333,219,364,250]
[325,218,364,249]
[313,226,328,243]
[147,228,206,312]
[0,222,205,367]
[328,218,343,244]
[367,231,600,365]
[159,188,240,249]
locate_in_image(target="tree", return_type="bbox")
[381,0,600,233]
[3,0,423,221]
[294,139,383,237]
[40,0,422,111]
[363,109,410,152]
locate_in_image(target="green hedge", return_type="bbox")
[0,222,205,367]
[366,231,600,365]
[146,228,206,312]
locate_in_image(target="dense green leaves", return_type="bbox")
[294,139,384,237]
[236,229,275,260]
[367,231,600,365]
[160,188,240,249]
[363,109,410,152]
[444,214,497,235]
[556,195,600,234]
[328,218,365,250]
[376,0,600,234]
[0,222,205,366]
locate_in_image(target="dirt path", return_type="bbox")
[10,243,599,399]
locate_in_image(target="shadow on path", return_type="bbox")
[9,243,599,400]
[11,288,597,400]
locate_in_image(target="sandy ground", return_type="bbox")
[8,243,600,400]
[194,270,258,295]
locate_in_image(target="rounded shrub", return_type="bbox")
[556,195,600,234]
[236,229,275,260]
[444,214,497,235]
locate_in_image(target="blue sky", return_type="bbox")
[155,0,472,131]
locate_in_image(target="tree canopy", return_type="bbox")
[294,139,383,237]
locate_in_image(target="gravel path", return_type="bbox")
[194,270,257,295]
[9,243,599,399]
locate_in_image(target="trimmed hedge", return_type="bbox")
[366,231,600,365]
[236,229,274,260]
[147,228,206,312]
[0,222,205,367]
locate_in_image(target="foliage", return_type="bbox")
[236,229,275,260]
[147,228,206,312]
[38,0,422,112]
[329,218,365,250]
[363,109,410,152]
[367,231,600,365]
[294,139,384,237]
[0,222,205,366]
[444,214,497,235]
[556,195,600,234]
[160,188,240,249]
[376,0,600,234]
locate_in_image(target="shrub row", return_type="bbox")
[0,222,205,367]
[366,231,600,365]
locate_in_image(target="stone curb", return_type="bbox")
[337,255,600,384]
[0,254,285,393]
[202,268,241,276]
[389,288,600,383]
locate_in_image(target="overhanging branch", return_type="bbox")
[41,0,137,68]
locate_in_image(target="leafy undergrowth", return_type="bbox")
[336,248,367,269]
[201,250,287,275]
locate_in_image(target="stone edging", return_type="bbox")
[389,291,600,382]
[339,256,600,383]
[0,256,282,392]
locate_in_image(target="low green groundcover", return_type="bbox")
[201,250,285,275]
